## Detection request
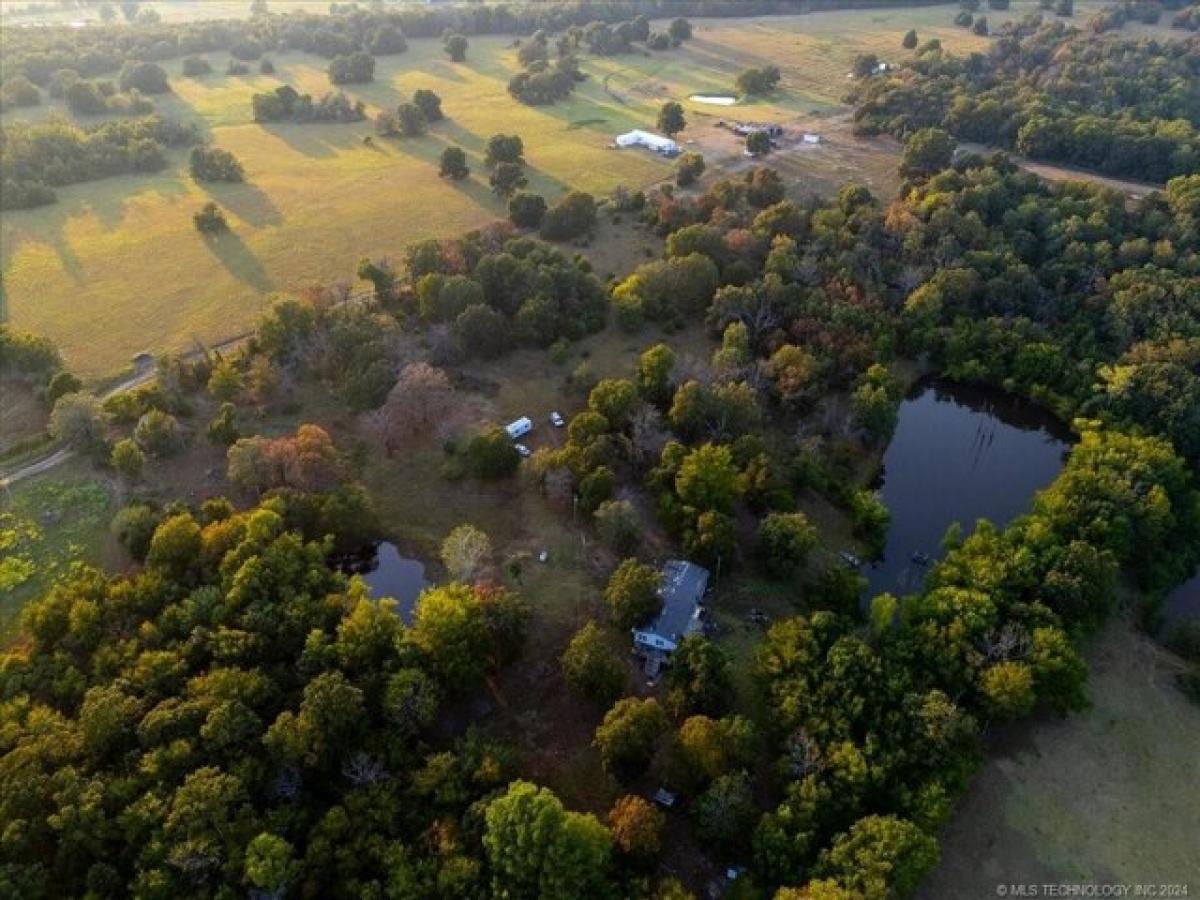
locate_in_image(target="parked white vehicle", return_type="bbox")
[515,443,531,458]
[505,417,532,440]
[550,411,565,427]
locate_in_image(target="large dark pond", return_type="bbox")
[341,542,429,623]
[1162,569,1200,630]
[864,380,1071,599]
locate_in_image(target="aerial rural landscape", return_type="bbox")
[1,0,1198,897]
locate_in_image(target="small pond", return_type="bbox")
[341,542,429,623]
[864,380,1071,599]
[1161,569,1200,631]
[689,93,738,105]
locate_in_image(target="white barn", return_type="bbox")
[615,130,680,157]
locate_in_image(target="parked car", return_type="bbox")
[515,443,531,458]
[549,411,565,427]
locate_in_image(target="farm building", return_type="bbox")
[615,130,680,157]
[633,560,709,662]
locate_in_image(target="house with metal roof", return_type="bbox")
[632,559,709,657]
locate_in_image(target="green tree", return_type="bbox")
[110,438,144,480]
[134,409,182,457]
[817,815,939,899]
[484,781,613,900]
[902,28,919,49]
[674,714,756,787]
[676,151,705,187]
[636,343,677,406]
[665,635,734,717]
[146,513,202,579]
[444,32,469,62]
[899,127,955,180]
[413,88,443,122]
[456,304,510,359]
[745,130,771,156]
[194,201,228,234]
[980,661,1036,720]
[49,392,106,452]
[245,833,296,895]
[657,101,686,137]
[207,358,242,401]
[464,427,521,478]
[605,559,662,630]
[509,191,547,228]
[588,378,639,428]
[693,771,756,856]
[490,161,528,197]
[594,499,642,554]
[439,145,470,179]
[484,133,525,167]
[676,443,739,513]
[396,102,427,136]
[561,622,625,705]
[759,512,819,577]
[668,17,692,41]
[594,696,668,776]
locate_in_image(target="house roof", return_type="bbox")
[635,559,708,649]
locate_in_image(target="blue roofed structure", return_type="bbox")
[632,559,709,657]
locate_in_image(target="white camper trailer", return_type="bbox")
[505,417,532,440]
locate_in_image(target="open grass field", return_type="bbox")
[920,619,1200,897]
[0,456,118,638]
[2,1,1142,381]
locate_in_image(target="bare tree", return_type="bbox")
[374,362,456,454]
[441,524,493,582]
[342,752,386,786]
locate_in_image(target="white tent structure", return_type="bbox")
[615,130,680,156]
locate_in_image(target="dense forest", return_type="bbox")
[852,19,1200,181]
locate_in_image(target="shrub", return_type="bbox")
[540,192,596,241]
[464,427,520,479]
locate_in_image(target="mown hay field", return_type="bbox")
[0,1,1134,379]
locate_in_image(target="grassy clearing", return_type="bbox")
[920,619,1200,895]
[0,457,117,637]
[0,2,1108,380]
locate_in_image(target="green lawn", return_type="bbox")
[0,5,1047,381]
[0,458,117,638]
[920,620,1200,895]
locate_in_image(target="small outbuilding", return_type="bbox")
[632,559,709,658]
[505,417,532,440]
[615,129,680,157]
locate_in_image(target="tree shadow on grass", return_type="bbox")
[259,123,343,159]
[198,179,283,228]
[201,229,273,293]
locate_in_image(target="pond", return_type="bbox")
[341,542,429,623]
[1161,569,1200,631]
[864,380,1071,599]
[689,93,738,105]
